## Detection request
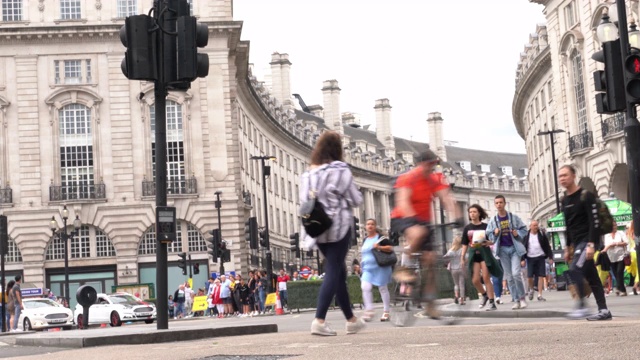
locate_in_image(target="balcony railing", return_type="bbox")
[0,187,12,204]
[142,177,198,197]
[49,183,106,202]
[569,131,594,154]
[601,113,625,139]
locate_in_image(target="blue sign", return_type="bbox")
[211,271,236,279]
[21,288,43,297]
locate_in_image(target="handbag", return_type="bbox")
[372,236,397,267]
[300,170,333,238]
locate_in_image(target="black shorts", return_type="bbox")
[472,250,484,263]
[527,255,547,278]
[390,217,434,252]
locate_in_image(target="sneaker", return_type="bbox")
[519,299,528,309]
[537,295,546,301]
[361,310,374,322]
[528,289,534,301]
[565,307,589,320]
[495,297,503,305]
[486,303,498,311]
[311,319,337,336]
[587,309,612,321]
[345,318,366,334]
[13,328,23,332]
[478,294,489,309]
[512,301,521,310]
[454,297,459,305]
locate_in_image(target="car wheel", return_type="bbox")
[77,315,85,330]
[110,311,122,327]
[23,318,32,331]
[144,319,154,324]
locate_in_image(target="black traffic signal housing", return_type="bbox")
[178,252,187,275]
[0,215,7,256]
[176,15,209,82]
[593,40,626,114]
[221,241,231,263]
[259,229,267,248]
[193,263,200,275]
[625,51,640,105]
[289,232,300,258]
[120,15,157,81]
[206,229,220,261]
[352,217,361,247]
[245,217,258,250]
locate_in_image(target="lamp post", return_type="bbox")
[250,155,276,292]
[214,190,224,276]
[537,129,565,215]
[49,205,81,308]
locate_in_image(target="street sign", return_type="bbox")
[21,288,43,297]
[299,266,312,280]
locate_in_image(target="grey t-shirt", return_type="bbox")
[12,284,21,306]
[445,248,463,270]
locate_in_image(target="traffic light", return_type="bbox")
[206,229,220,260]
[245,217,258,250]
[120,15,156,81]
[625,52,640,105]
[176,14,209,82]
[352,217,361,247]
[221,241,231,263]
[193,263,200,275]
[259,229,267,248]
[178,252,187,275]
[289,233,300,258]
[0,215,7,256]
[593,40,626,114]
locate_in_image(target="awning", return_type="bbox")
[546,198,632,232]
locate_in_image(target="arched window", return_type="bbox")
[6,238,22,263]
[46,226,115,260]
[570,49,588,134]
[59,103,95,199]
[137,220,206,255]
[150,101,187,194]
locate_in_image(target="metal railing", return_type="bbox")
[142,177,198,197]
[49,183,106,201]
[0,187,12,204]
[601,113,625,139]
[569,131,594,154]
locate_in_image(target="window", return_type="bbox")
[60,0,81,20]
[501,166,513,176]
[96,229,116,257]
[70,226,90,258]
[564,2,576,28]
[479,164,490,173]
[47,226,115,260]
[276,208,280,233]
[117,0,137,18]
[168,222,182,253]
[59,104,94,200]
[288,180,292,200]
[5,238,22,263]
[150,101,186,193]
[570,50,588,134]
[187,223,206,252]
[293,159,298,174]
[64,60,82,84]
[138,221,205,255]
[286,155,290,170]
[54,59,92,85]
[459,161,471,172]
[2,0,22,21]
[540,88,546,107]
[521,168,529,176]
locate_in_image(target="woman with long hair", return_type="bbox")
[360,218,393,322]
[444,236,465,305]
[460,204,502,311]
[5,280,15,331]
[300,131,364,336]
[602,220,629,296]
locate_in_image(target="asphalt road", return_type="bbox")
[2,304,639,359]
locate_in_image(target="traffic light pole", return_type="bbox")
[215,191,225,276]
[615,0,640,248]
[261,157,274,293]
[154,0,169,331]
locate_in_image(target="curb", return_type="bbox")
[15,324,278,349]
[440,304,567,318]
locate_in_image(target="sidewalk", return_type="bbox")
[439,288,640,318]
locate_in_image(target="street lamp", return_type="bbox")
[214,190,225,275]
[537,129,565,215]
[250,155,276,293]
[49,205,82,307]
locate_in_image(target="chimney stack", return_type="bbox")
[427,112,446,162]
[269,52,293,107]
[322,80,343,134]
[374,99,394,151]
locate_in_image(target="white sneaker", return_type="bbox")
[345,317,366,334]
[512,301,521,310]
[13,328,23,332]
[566,307,590,320]
[311,319,337,336]
[519,299,528,309]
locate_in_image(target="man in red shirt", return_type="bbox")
[277,269,290,310]
[390,149,461,317]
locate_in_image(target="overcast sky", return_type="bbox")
[233,1,546,154]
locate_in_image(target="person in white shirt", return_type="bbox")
[603,220,629,296]
[523,220,554,301]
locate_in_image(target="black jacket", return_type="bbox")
[523,231,553,259]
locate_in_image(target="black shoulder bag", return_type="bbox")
[372,236,397,267]
[299,168,333,238]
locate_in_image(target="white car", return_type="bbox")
[74,293,156,329]
[19,298,74,331]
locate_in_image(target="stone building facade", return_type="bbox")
[0,0,530,302]
[514,0,634,226]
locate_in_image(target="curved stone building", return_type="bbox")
[0,0,529,303]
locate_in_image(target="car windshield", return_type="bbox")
[108,294,143,306]
[24,299,62,309]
